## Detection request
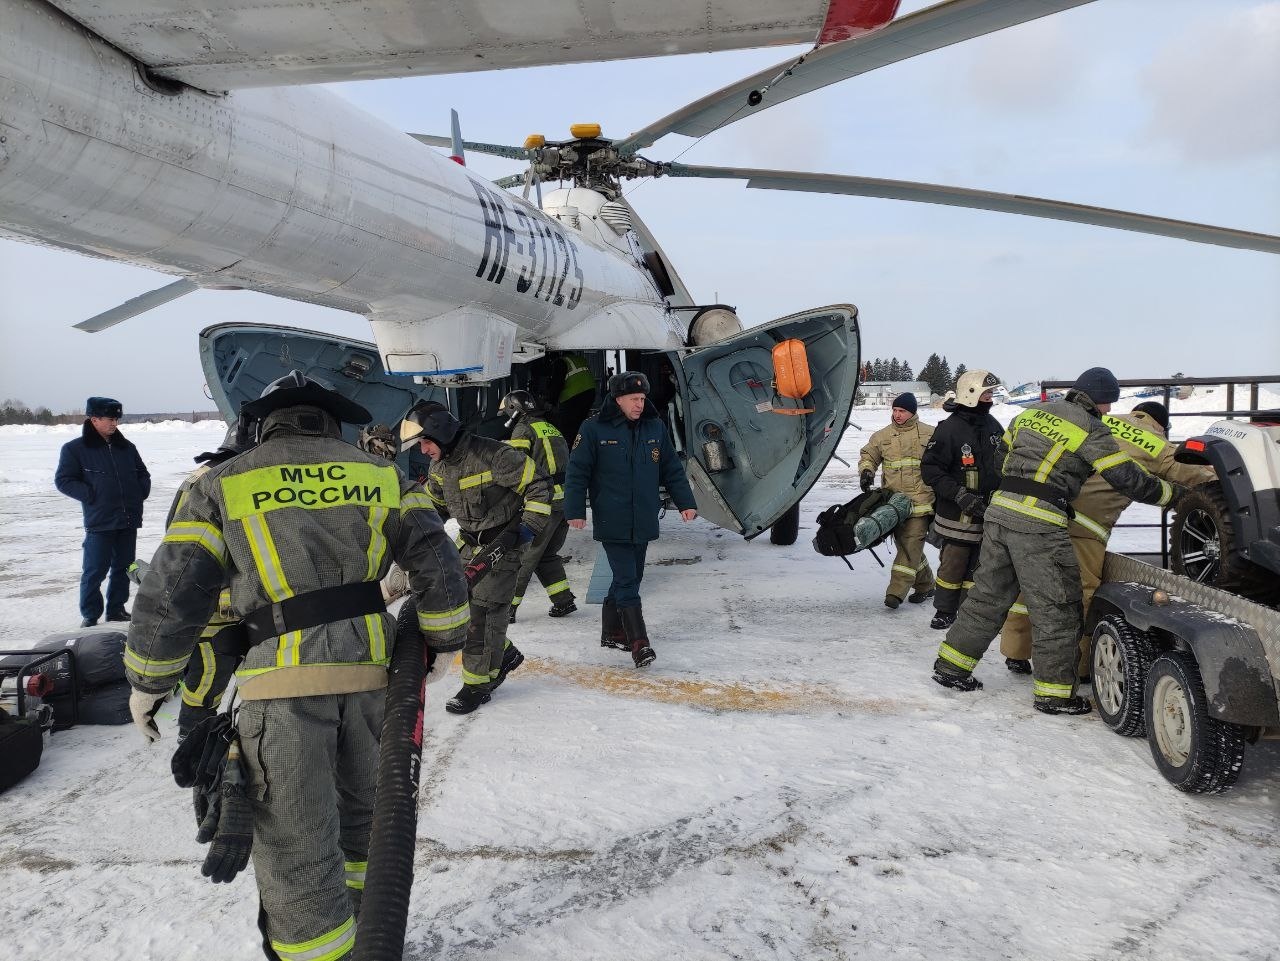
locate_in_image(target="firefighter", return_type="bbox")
[124,371,470,961]
[933,368,1183,715]
[858,393,936,608]
[401,400,554,714]
[547,351,597,442]
[562,371,698,668]
[499,390,577,621]
[998,401,1213,675]
[920,371,1004,630]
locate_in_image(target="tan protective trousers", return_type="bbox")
[886,516,935,602]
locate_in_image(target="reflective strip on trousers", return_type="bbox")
[345,860,367,891]
[1034,680,1074,699]
[272,915,356,961]
[419,602,469,633]
[937,643,979,672]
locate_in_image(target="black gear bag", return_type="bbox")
[0,709,43,794]
[812,488,893,558]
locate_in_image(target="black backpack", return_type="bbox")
[813,488,893,558]
[0,708,43,794]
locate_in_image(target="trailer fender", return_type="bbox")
[1089,582,1280,727]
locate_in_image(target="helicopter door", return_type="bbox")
[668,305,860,537]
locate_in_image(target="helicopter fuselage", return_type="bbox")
[0,0,683,382]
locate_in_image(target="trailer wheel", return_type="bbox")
[1144,653,1247,795]
[769,502,800,546]
[1171,485,1279,603]
[1091,615,1155,737]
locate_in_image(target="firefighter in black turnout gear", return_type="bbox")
[933,367,1182,715]
[402,401,554,714]
[920,371,1004,630]
[500,390,577,621]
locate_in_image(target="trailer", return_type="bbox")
[1085,552,1280,795]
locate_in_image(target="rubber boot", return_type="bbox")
[600,598,628,650]
[1005,657,1032,675]
[620,605,656,668]
[548,591,578,618]
[445,683,492,715]
[490,642,524,690]
[931,659,983,692]
[1034,695,1092,716]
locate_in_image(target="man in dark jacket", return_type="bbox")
[563,371,698,668]
[919,371,1003,631]
[55,396,151,627]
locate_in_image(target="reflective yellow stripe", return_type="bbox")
[418,602,469,633]
[345,860,367,891]
[1071,510,1111,542]
[1092,451,1132,472]
[272,915,356,961]
[222,462,399,519]
[163,521,228,566]
[526,501,552,516]
[365,507,389,581]
[936,577,963,590]
[961,580,975,590]
[541,435,557,475]
[1008,602,1030,616]
[1034,441,1069,483]
[511,596,523,607]
[884,458,921,469]
[1157,478,1174,507]
[233,659,384,682]
[461,669,491,685]
[507,438,532,450]
[276,630,304,668]
[937,643,978,672]
[989,492,1068,528]
[892,564,916,576]
[910,504,933,516]
[553,483,564,502]
[400,491,435,514]
[545,579,570,595]
[364,613,387,664]
[180,641,215,706]
[123,646,189,679]
[1034,680,1074,698]
[515,457,536,494]
[242,514,293,602]
[458,470,493,490]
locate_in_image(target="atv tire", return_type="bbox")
[1171,484,1279,603]
[769,502,801,546]
[1144,652,1247,795]
[1091,615,1155,737]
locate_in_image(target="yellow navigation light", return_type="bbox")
[524,134,546,149]
[569,123,602,140]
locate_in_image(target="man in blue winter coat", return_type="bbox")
[54,397,151,626]
[563,371,697,667]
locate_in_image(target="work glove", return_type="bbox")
[424,647,457,688]
[859,470,874,493]
[195,783,222,843]
[126,559,151,586]
[201,751,254,884]
[955,490,986,518]
[128,689,168,742]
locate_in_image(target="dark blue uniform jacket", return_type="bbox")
[563,399,696,543]
[55,421,151,531]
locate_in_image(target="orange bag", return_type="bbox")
[771,338,814,414]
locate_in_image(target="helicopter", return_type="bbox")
[2,0,1276,539]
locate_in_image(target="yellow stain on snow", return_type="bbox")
[512,657,904,715]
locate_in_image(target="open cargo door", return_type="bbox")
[199,323,447,478]
[667,305,860,538]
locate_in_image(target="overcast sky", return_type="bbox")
[1,0,1277,413]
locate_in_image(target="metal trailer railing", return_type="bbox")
[1037,374,1280,568]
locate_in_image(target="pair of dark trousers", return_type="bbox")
[933,538,978,615]
[512,513,573,607]
[80,528,136,621]
[938,520,1084,699]
[602,541,649,608]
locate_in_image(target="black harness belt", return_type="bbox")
[228,581,388,651]
[998,476,1075,519]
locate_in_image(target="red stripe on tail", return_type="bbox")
[818,0,901,46]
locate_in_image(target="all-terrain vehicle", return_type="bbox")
[1083,413,1280,794]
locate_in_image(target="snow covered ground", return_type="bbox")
[1,400,1277,961]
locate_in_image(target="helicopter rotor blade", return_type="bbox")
[493,173,526,189]
[663,164,1280,255]
[614,0,1096,156]
[407,133,528,160]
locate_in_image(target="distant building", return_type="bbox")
[856,380,930,407]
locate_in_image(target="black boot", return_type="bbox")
[445,684,492,714]
[1034,695,1092,716]
[908,588,935,604]
[931,659,983,691]
[548,593,577,618]
[1005,657,1032,675]
[884,596,902,610]
[490,643,525,690]
[600,599,628,650]
[105,608,131,622]
[620,605,655,668]
[930,611,956,630]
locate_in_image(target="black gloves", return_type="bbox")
[956,490,986,518]
[859,470,874,493]
[201,749,253,884]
